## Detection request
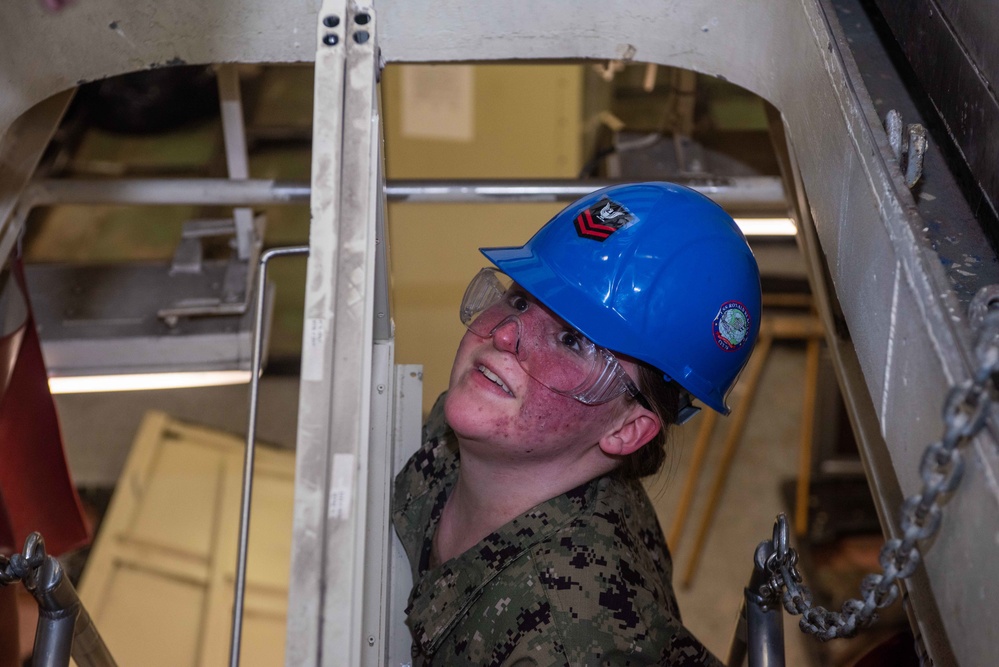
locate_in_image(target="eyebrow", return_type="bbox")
[510,285,590,337]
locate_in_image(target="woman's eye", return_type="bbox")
[508,294,530,312]
[557,331,583,351]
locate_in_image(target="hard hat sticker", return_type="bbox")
[713,301,751,351]
[574,197,635,241]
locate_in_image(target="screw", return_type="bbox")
[323,15,340,27]
[367,636,375,646]
[323,33,339,46]
[377,384,385,394]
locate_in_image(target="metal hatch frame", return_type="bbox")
[2,0,998,665]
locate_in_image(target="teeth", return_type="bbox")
[478,365,513,396]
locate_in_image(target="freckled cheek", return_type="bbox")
[519,342,581,391]
[519,385,593,434]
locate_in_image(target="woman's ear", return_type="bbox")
[598,405,661,457]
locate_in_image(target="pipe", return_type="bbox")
[23,538,117,667]
[23,177,785,211]
[727,539,786,667]
[30,556,76,667]
[229,244,310,667]
[22,179,311,207]
[745,590,785,667]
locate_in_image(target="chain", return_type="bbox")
[0,531,47,589]
[759,310,999,641]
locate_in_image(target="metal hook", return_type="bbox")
[771,513,790,560]
[883,110,927,189]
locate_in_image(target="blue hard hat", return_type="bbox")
[480,181,762,415]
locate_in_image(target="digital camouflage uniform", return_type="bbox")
[392,396,724,667]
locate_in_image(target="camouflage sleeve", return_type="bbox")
[495,613,722,667]
[548,606,724,666]
[490,630,571,667]
[527,528,725,666]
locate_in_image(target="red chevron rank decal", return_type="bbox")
[574,198,635,241]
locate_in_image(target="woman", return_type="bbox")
[393,182,761,666]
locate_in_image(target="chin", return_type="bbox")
[444,384,512,443]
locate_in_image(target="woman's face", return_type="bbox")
[444,308,638,466]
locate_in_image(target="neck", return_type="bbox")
[432,436,615,565]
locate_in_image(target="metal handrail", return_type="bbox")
[228,244,310,667]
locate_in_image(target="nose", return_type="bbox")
[490,315,522,356]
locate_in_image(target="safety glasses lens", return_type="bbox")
[460,268,511,328]
[458,268,640,405]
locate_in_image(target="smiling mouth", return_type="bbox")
[477,365,513,396]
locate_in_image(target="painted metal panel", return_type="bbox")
[0,92,73,270]
[284,2,348,665]
[359,341,395,666]
[387,365,424,666]
[286,2,382,665]
[0,2,317,138]
[1,0,997,664]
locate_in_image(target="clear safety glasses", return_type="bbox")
[459,268,650,407]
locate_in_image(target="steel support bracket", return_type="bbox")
[157,213,266,322]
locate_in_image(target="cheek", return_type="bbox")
[520,341,583,390]
[444,389,482,434]
[518,384,608,438]
[448,332,475,387]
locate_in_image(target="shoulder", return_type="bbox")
[526,477,721,664]
[537,477,676,609]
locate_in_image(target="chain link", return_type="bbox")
[759,310,999,641]
[0,532,46,588]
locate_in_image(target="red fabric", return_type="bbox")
[0,259,89,556]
